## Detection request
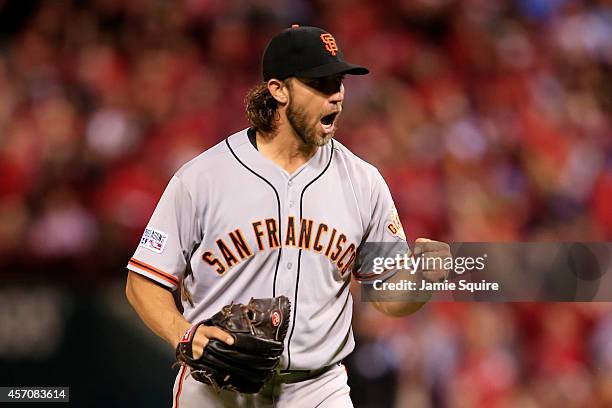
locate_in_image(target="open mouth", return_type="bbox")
[321,112,338,127]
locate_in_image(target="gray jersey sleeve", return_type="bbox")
[353,170,410,282]
[127,175,200,290]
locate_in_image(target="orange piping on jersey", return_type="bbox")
[129,258,179,287]
[354,269,393,281]
[173,365,187,408]
[353,272,376,281]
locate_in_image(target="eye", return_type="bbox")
[304,78,323,88]
[301,76,343,94]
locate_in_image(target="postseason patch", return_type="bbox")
[139,227,168,254]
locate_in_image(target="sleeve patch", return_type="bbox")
[386,207,406,240]
[139,227,169,254]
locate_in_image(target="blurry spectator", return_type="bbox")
[0,0,610,406]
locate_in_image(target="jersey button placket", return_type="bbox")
[287,179,295,209]
[285,179,297,273]
[283,180,296,271]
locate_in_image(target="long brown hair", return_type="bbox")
[245,81,288,133]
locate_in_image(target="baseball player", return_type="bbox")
[125,25,450,407]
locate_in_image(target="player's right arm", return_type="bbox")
[125,271,232,351]
[124,175,232,354]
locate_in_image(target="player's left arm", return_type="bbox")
[368,238,451,317]
[354,170,451,316]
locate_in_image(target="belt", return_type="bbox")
[276,364,337,384]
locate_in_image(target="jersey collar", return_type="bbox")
[227,128,333,183]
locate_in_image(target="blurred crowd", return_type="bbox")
[349,302,612,407]
[0,0,610,406]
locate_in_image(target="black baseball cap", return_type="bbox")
[262,25,369,81]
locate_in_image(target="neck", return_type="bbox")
[256,123,318,174]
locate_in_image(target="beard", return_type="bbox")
[286,100,334,147]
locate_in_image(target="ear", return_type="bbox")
[267,79,290,105]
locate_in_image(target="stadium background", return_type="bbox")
[0,0,611,406]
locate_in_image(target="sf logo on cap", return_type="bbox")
[320,33,338,56]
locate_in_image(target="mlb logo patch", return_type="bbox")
[139,227,168,254]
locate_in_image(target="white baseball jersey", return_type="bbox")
[127,128,407,370]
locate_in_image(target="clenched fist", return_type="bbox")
[413,238,452,283]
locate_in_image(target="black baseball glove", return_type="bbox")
[176,296,291,393]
